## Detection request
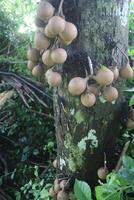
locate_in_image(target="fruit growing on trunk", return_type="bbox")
[34,32,50,50]
[95,67,114,86]
[47,72,62,86]
[48,16,65,35]
[103,86,118,102]
[81,92,96,107]
[42,49,55,67]
[27,60,35,70]
[37,1,55,21]
[27,47,40,63]
[97,167,108,180]
[120,62,133,79]
[51,48,67,64]
[68,77,89,96]
[32,65,44,77]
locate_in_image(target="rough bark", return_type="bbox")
[51,0,130,187]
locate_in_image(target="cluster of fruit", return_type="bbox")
[68,63,133,107]
[49,159,70,200]
[26,0,134,128]
[27,0,77,86]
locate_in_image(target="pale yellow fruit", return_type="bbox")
[95,67,114,86]
[34,32,50,50]
[59,21,78,41]
[27,60,35,70]
[103,86,118,102]
[81,93,96,107]
[42,50,55,67]
[27,48,40,63]
[120,62,133,79]
[32,65,44,77]
[47,72,62,86]
[68,77,88,96]
[54,183,60,194]
[48,16,65,35]
[59,180,70,190]
[51,48,67,64]
[58,37,72,46]
[37,1,55,21]
[44,25,57,38]
[97,167,108,180]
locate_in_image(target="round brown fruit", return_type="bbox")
[32,65,44,77]
[47,72,62,86]
[110,66,119,80]
[27,60,35,70]
[27,48,39,63]
[127,119,134,129]
[57,191,69,200]
[44,25,57,39]
[95,67,114,86]
[60,180,70,190]
[34,32,50,50]
[42,49,55,67]
[48,16,65,35]
[59,21,78,42]
[97,167,108,180]
[120,62,133,79]
[53,159,58,168]
[49,187,56,197]
[68,77,88,96]
[37,1,55,21]
[51,48,67,64]
[81,93,96,107]
[103,86,118,102]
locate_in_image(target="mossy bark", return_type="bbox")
[51,0,130,186]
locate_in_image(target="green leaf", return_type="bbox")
[74,179,92,200]
[129,95,134,106]
[40,188,49,199]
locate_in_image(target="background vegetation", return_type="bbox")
[0,0,133,200]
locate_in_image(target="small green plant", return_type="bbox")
[73,156,134,200]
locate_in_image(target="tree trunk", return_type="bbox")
[51,0,130,187]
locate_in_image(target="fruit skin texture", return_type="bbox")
[42,50,55,67]
[27,60,35,70]
[49,187,56,197]
[54,183,61,193]
[127,119,134,129]
[57,191,69,200]
[32,65,44,77]
[68,77,88,96]
[44,25,56,38]
[51,48,67,64]
[59,21,78,42]
[34,32,50,50]
[81,93,96,107]
[103,86,118,102]
[37,1,55,21]
[27,48,39,63]
[47,72,62,86]
[97,167,108,180]
[95,67,114,86]
[48,16,65,35]
[120,63,133,79]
